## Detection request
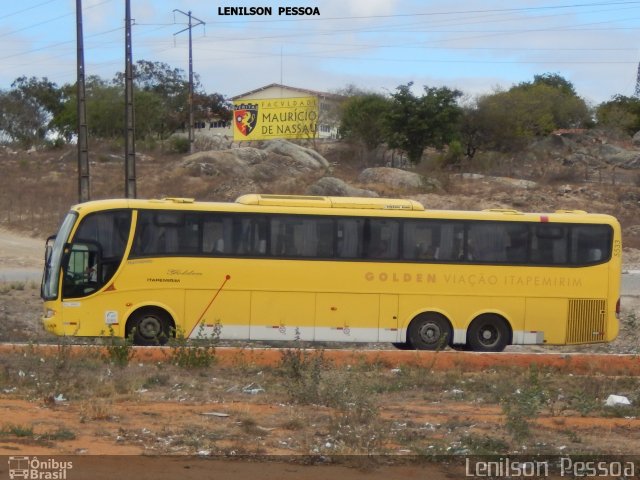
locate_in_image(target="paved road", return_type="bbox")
[622,271,640,297]
[0,267,41,282]
[0,228,42,282]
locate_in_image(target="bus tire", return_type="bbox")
[407,312,452,350]
[128,308,172,346]
[466,314,510,352]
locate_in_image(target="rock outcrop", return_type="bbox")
[182,139,329,184]
[357,167,440,192]
[306,177,378,197]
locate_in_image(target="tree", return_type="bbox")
[49,83,77,142]
[113,60,191,139]
[83,75,123,139]
[339,93,391,161]
[596,95,640,135]
[0,76,65,146]
[47,60,232,142]
[193,92,233,125]
[113,60,232,138]
[385,83,463,164]
[0,89,47,147]
[462,73,591,153]
[530,72,577,96]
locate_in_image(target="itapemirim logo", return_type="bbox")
[7,457,72,480]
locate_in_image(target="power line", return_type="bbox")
[0,0,114,38]
[1,1,637,62]
[203,1,640,24]
[0,0,58,21]
[0,26,124,62]
[173,9,205,154]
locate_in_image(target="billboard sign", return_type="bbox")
[232,96,318,141]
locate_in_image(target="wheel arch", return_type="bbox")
[466,311,514,344]
[124,303,178,339]
[399,308,452,342]
[406,310,455,349]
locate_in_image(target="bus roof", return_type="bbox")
[69,195,619,225]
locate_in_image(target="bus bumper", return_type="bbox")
[607,315,620,342]
[42,306,64,336]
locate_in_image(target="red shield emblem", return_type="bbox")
[234,103,258,136]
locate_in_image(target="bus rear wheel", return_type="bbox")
[128,308,171,346]
[467,314,510,352]
[408,312,452,350]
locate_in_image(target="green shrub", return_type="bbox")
[169,322,219,368]
[102,326,135,367]
[168,135,190,154]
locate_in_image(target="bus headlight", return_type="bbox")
[44,308,56,319]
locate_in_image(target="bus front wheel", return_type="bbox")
[467,314,510,352]
[128,308,172,346]
[407,312,452,350]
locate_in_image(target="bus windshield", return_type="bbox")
[41,211,77,300]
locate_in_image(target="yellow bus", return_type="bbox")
[41,194,621,352]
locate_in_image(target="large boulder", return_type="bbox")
[182,150,253,178]
[182,140,330,184]
[358,167,439,192]
[261,139,330,170]
[306,177,379,197]
[601,148,640,168]
[193,133,234,151]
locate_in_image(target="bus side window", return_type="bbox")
[203,216,225,254]
[364,219,399,259]
[467,223,508,262]
[336,219,364,258]
[237,216,268,256]
[571,225,611,265]
[315,220,334,258]
[232,217,257,255]
[440,224,463,261]
[532,225,568,264]
[505,225,529,262]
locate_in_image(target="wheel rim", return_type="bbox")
[138,315,162,340]
[477,323,499,348]
[418,321,444,346]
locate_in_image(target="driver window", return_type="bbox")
[64,210,132,298]
[62,244,100,298]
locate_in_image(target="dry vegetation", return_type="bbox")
[1,331,640,458]
[1,135,640,464]
[1,134,640,248]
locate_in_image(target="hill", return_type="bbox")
[1,130,639,250]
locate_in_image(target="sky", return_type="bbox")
[1,0,640,105]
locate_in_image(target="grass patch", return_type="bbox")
[1,424,34,438]
[102,327,135,367]
[169,322,220,369]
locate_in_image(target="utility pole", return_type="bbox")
[173,9,205,154]
[76,0,90,202]
[124,0,136,198]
